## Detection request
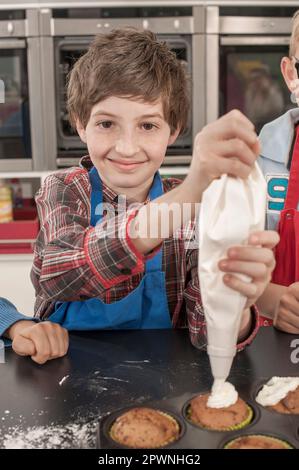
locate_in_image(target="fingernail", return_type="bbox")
[219,261,228,269]
[228,249,237,258]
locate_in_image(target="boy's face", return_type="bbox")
[76,96,180,201]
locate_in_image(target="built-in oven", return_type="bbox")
[39,5,206,167]
[0,9,45,171]
[206,5,298,134]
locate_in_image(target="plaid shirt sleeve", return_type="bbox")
[183,243,207,348]
[183,222,260,351]
[31,173,154,303]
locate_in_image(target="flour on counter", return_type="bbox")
[1,421,97,449]
[58,375,70,386]
[93,372,129,383]
[124,360,150,364]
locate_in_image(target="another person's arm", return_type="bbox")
[0,297,68,364]
[0,297,36,337]
[257,282,299,333]
[6,320,69,365]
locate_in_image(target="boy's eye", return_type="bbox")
[98,121,113,129]
[142,123,156,131]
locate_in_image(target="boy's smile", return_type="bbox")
[107,157,147,172]
[76,96,179,202]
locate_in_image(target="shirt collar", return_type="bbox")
[259,108,299,164]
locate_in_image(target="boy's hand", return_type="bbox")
[218,230,279,308]
[187,110,260,198]
[7,320,69,365]
[274,283,299,334]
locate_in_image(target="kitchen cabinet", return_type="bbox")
[0,253,34,315]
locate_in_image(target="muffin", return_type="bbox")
[187,393,253,431]
[268,386,299,414]
[256,377,299,415]
[109,407,180,448]
[224,435,293,449]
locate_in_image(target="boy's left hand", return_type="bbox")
[218,230,279,308]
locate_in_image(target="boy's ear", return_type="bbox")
[168,127,181,146]
[281,56,297,91]
[76,120,87,144]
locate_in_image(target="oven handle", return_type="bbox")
[221,36,290,46]
[0,39,26,49]
[51,16,195,36]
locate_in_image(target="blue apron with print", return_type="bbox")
[48,167,172,330]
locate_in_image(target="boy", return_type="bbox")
[2,28,278,363]
[257,11,299,334]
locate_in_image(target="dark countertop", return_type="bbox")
[0,327,298,449]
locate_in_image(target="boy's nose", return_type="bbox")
[115,133,140,156]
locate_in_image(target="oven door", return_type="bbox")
[219,37,293,134]
[206,28,293,132]
[0,24,44,172]
[0,39,31,170]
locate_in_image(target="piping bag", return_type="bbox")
[198,162,266,407]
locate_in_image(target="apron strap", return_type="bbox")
[284,124,299,210]
[89,166,103,227]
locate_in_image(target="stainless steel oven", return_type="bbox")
[39,5,205,167]
[206,5,298,134]
[0,9,44,171]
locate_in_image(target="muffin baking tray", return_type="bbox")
[97,379,299,449]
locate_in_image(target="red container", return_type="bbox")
[0,199,39,254]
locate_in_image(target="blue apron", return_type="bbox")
[48,167,172,330]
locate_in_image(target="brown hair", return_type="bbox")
[67,27,189,135]
[290,10,299,57]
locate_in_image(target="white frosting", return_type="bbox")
[207,379,238,408]
[256,376,299,406]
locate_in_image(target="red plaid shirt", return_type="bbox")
[31,156,259,349]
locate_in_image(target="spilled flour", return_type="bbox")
[1,421,97,449]
[58,375,70,386]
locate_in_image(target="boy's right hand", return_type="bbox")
[7,320,69,364]
[187,109,260,198]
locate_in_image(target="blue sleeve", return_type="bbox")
[0,297,39,339]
